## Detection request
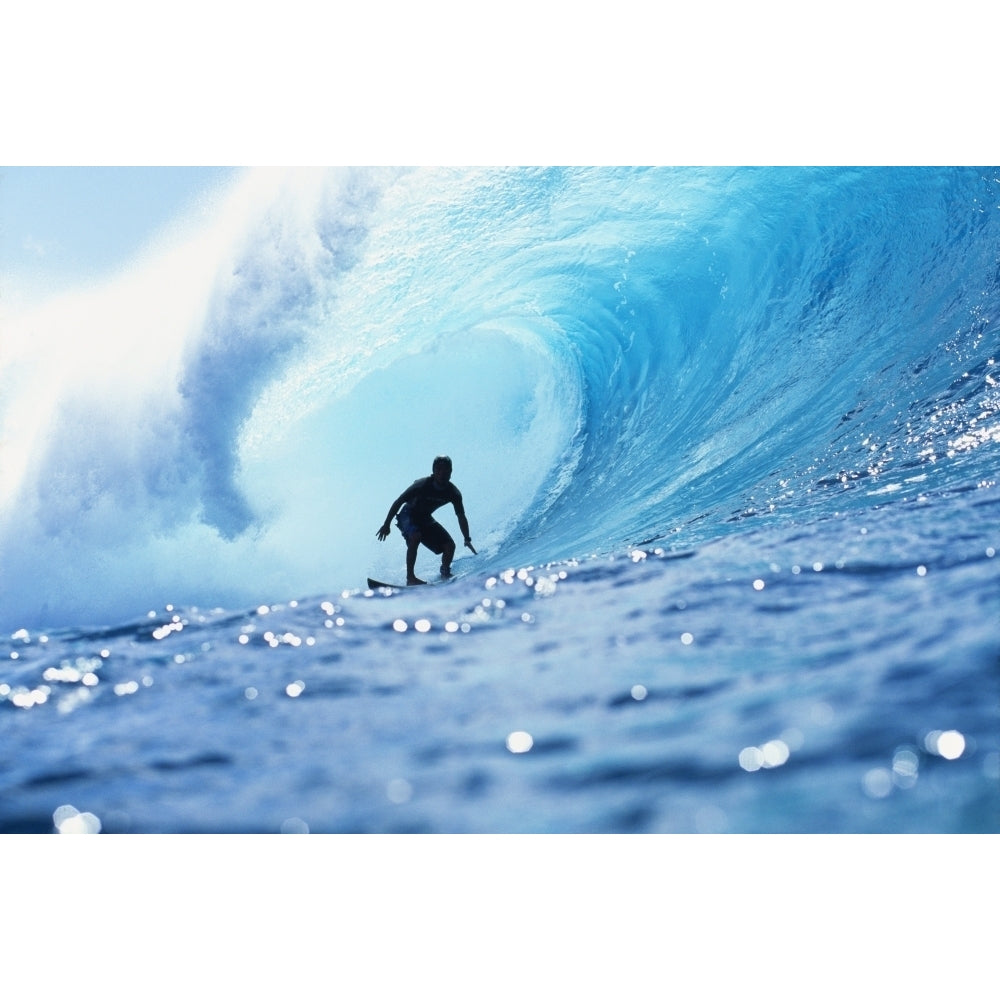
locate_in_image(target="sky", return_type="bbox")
[0,167,240,305]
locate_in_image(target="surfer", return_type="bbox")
[376,456,475,585]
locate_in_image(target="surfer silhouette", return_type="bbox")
[376,456,475,585]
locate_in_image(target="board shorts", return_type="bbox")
[396,507,453,554]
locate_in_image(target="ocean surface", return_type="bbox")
[2,166,997,833]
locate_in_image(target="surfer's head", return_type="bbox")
[432,455,452,484]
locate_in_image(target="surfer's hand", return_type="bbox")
[464,538,477,554]
[377,524,391,541]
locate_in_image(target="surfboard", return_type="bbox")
[367,575,455,590]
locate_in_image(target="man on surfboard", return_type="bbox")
[376,456,475,585]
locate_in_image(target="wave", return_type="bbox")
[2,167,998,629]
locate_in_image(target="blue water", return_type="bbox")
[2,167,998,833]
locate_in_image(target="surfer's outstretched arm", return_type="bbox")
[377,493,408,541]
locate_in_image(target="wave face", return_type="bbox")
[2,167,999,629]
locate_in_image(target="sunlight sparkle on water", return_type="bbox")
[925,729,966,759]
[10,687,49,708]
[506,731,533,753]
[43,664,83,683]
[739,739,791,772]
[53,804,102,834]
[152,616,184,640]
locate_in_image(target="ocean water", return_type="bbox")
[1,166,998,833]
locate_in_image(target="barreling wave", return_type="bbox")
[2,167,998,629]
